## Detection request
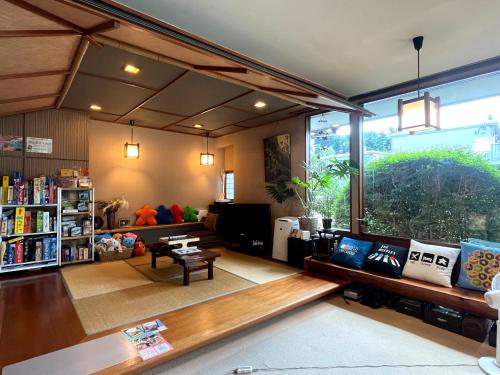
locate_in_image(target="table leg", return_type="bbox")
[208,261,214,280]
[183,266,190,286]
[151,251,157,269]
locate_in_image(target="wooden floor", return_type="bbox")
[0,269,347,374]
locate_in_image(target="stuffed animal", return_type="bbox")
[122,237,136,249]
[156,205,173,224]
[112,233,123,240]
[102,238,122,252]
[135,205,158,226]
[94,233,112,242]
[170,204,184,224]
[123,232,138,240]
[133,239,146,256]
[95,242,107,254]
[183,205,199,222]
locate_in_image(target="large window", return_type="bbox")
[361,71,500,243]
[309,112,351,229]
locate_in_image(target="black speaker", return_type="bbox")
[462,315,492,342]
[395,298,425,319]
[423,304,464,335]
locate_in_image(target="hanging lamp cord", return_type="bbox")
[417,48,420,98]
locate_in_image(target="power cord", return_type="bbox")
[231,363,478,374]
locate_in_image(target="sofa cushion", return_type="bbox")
[402,240,460,287]
[330,237,373,269]
[363,242,409,278]
[469,238,500,250]
[456,241,500,291]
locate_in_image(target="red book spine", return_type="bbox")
[15,240,23,263]
[24,211,32,234]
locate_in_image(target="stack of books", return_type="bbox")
[1,172,57,205]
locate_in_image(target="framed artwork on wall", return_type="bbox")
[264,133,291,183]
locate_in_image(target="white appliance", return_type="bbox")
[272,216,299,261]
[479,273,500,374]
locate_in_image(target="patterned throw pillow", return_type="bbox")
[363,242,409,278]
[330,237,373,269]
[402,240,460,287]
[456,241,500,291]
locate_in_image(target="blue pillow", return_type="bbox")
[456,241,500,291]
[331,237,374,269]
[469,238,500,249]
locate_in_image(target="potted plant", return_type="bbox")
[316,189,336,230]
[292,159,357,234]
[96,197,129,229]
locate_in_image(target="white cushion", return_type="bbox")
[402,240,460,287]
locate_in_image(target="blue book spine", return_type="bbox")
[42,237,51,260]
[49,237,57,260]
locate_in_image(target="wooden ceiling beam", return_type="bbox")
[5,0,85,34]
[0,30,81,37]
[258,86,318,98]
[193,65,248,74]
[0,70,69,80]
[114,70,190,122]
[86,20,120,35]
[56,37,90,109]
[0,93,59,105]
[78,71,158,91]
[0,105,55,118]
[162,90,254,129]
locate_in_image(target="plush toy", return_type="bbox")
[95,242,107,254]
[170,204,184,224]
[135,205,158,226]
[133,239,146,256]
[183,205,199,222]
[156,205,173,224]
[122,237,136,249]
[94,233,112,242]
[112,233,123,240]
[102,238,122,252]
[123,232,138,240]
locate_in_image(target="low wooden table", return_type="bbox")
[148,243,220,286]
[170,249,221,286]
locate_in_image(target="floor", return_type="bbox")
[148,295,495,375]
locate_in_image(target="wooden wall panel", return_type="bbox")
[0,109,89,178]
[0,156,23,177]
[25,109,89,160]
[24,157,88,179]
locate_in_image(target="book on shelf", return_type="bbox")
[1,235,58,265]
[1,173,57,206]
[14,207,25,234]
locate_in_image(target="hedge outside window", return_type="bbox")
[334,71,500,243]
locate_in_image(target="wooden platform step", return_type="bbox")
[91,272,348,374]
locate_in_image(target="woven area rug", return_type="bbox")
[60,260,153,300]
[71,262,256,335]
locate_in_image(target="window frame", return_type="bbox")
[224,170,234,201]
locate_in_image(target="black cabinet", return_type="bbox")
[209,202,271,255]
[287,237,314,269]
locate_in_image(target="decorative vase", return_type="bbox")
[106,211,116,229]
[298,216,319,235]
[322,218,332,230]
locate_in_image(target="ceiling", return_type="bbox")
[114,0,500,97]
[63,44,304,136]
[1,0,368,138]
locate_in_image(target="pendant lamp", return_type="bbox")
[398,36,440,133]
[124,119,139,158]
[200,132,214,166]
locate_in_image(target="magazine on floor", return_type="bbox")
[122,319,172,360]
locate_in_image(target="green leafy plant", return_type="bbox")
[265,180,295,203]
[292,159,358,217]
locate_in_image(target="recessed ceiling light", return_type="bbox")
[89,104,102,111]
[123,64,141,74]
[194,124,204,128]
[254,101,266,108]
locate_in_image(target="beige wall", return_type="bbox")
[216,115,307,221]
[89,120,222,220]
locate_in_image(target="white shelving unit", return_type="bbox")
[0,203,59,273]
[57,188,95,266]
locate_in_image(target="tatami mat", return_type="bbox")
[60,260,153,300]
[73,266,256,334]
[212,248,300,284]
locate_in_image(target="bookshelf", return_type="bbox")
[57,188,95,265]
[0,176,60,273]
